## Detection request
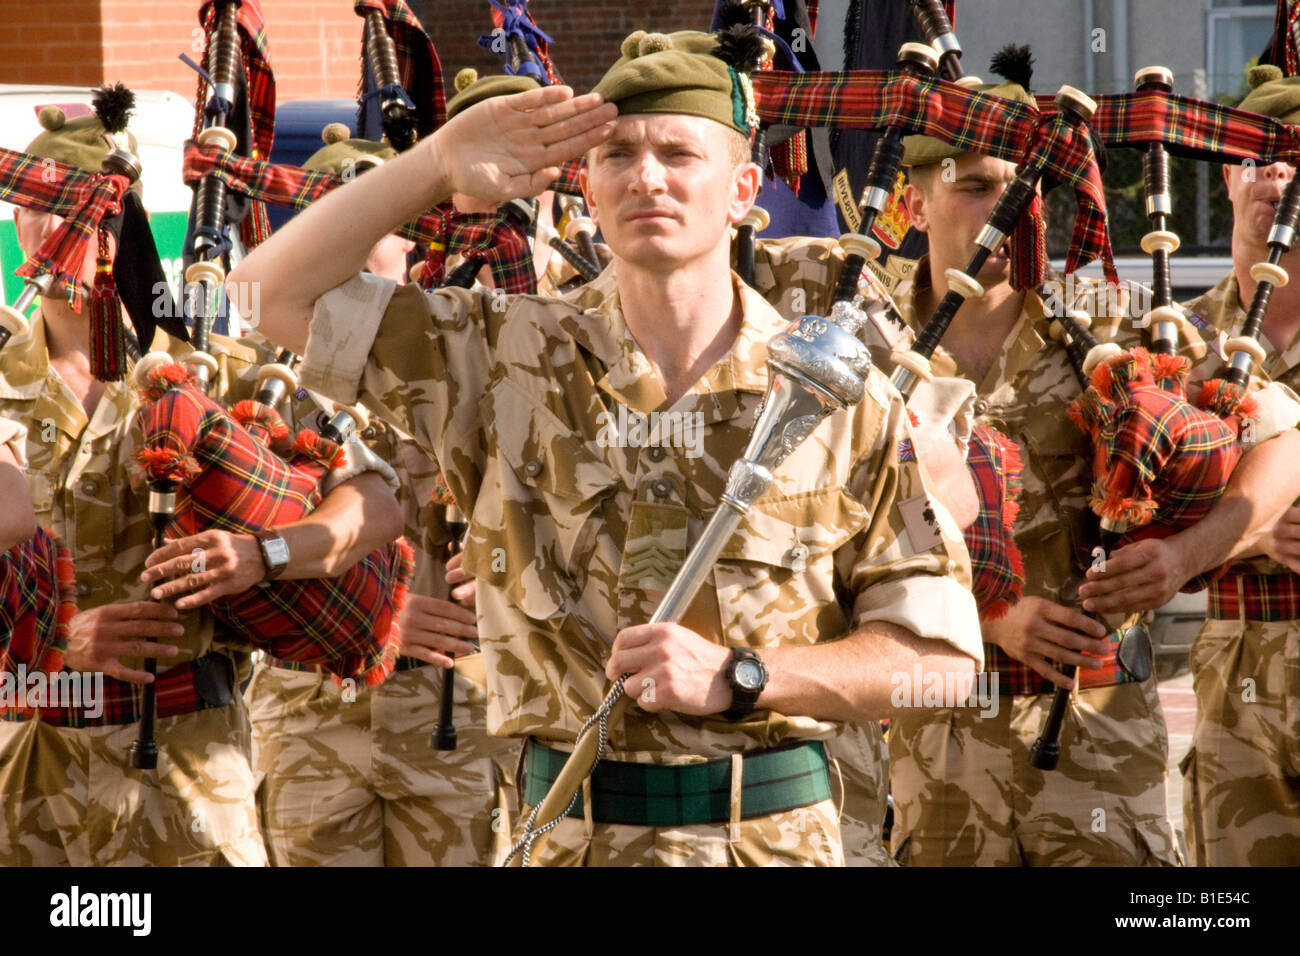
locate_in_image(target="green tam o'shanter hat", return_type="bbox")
[591,26,772,137]
[303,123,397,175]
[1237,64,1300,125]
[902,44,1038,168]
[445,67,543,121]
[25,83,143,188]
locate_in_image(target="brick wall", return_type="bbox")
[413,0,716,92]
[0,1,717,103]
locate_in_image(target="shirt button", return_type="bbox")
[648,446,667,463]
[651,479,672,499]
[75,581,92,598]
[973,399,989,416]
[523,459,544,478]
[79,477,99,495]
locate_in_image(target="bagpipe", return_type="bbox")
[430,475,467,752]
[180,0,275,390]
[127,351,414,767]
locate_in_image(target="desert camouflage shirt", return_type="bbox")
[0,315,264,699]
[1183,272,1300,577]
[300,266,982,761]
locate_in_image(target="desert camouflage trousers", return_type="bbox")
[0,695,265,866]
[506,794,845,866]
[826,720,894,866]
[889,680,1181,866]
[247,654,520,866]
[1181,617,1300,866]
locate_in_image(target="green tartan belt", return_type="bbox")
[521,738,833,827]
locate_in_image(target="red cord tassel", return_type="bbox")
[88,235,126,381]
[1009,194,1047,291]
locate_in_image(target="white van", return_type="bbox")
[0,85,195,310]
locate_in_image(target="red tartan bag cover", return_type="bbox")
[133,363,411,685]
[1068,348,1248,593]
[963,425,1026,621]
[1,527,77,675]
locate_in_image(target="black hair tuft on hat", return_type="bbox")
[92,82,135,134]
[716,0,755,29]
[714,23,769,74]
[990,44,1034,94]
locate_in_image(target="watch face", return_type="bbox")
[264,538,290,566]
[735,658,765,691]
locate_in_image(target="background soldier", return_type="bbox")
[1087,64,1300,866]
[886,59,1187,866]
[245,126,518,866]
[0,93,400,866]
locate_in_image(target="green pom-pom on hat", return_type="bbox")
[304,128,396,176]
[445,71,542,121]
[1238,63,1300,125]
[25,83,141,177]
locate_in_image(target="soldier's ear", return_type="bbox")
[580,164,598,227]
[904,183,930,234]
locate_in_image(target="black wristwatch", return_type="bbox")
[722,647,768,721]
[255,530,291,583]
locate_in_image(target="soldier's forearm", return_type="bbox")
[1173,428,1300,569]
[759,622,977,722]
[228,133,455,356]
[277,472,403,578]
[0,459,36,552]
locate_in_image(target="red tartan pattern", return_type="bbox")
[3,656,226,728]
[0,527,76,675]
[750,71,1116,282]
[986,627,1136,697]
[552,158,585,197]
[0,146,130,311]
[1069,349,1244,534]
[133,365,410,684]
[1209,571,1300,622]
[197,0,276,247]
[415,208,536,294]
[355,0,448,134]
[1079,88,1300,164]
[963,426,1025,621]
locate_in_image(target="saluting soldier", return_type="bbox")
[233,27,984,866]
[246,125,519,866]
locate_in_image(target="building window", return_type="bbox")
[1207,3,1276,99]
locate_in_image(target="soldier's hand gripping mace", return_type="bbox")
[503,298,875,866]
[1133,66,1185,356]
[889,85,1099,400]
[830,42,940,309]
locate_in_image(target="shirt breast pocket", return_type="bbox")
[469,377,621,622]
[27,471,54,521]
[1018,415,1093,584]
[711,486,867,649]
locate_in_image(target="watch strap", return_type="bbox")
[722,647,766,721]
